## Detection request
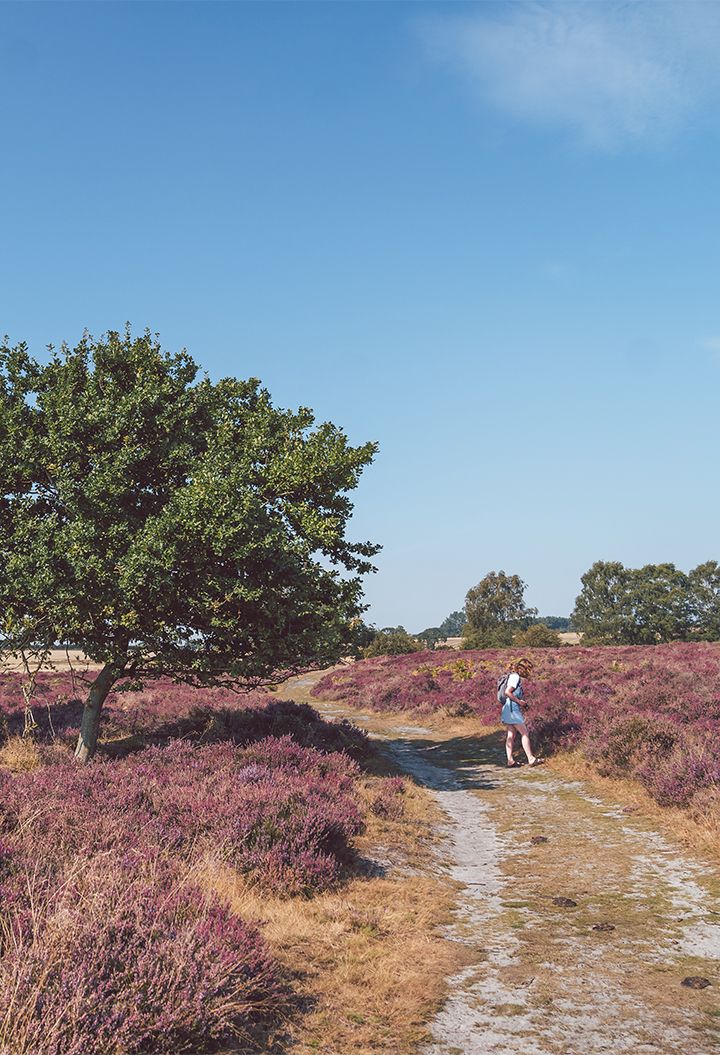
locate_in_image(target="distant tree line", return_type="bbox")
[353,611,468,658]
[414,610,466,648]
[529,615,571,631]
[571,560,720,644]
[357,558,720,659]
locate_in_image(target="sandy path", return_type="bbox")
[284,672,720,1054]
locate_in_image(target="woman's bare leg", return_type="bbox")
[514,722,536,764]
[505,725,516,763]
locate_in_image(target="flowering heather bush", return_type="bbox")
[0,857,281,1055]
[0,735,363,897]
[583,715,681,776]
[185,698,371,762]
[312,644,720,809]
[0,679,373,1050]
[0,671,272,742]
[0,672,243,734]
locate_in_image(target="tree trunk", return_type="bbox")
[74,663,122,763]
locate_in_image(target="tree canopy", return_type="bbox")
[0,329,378,759]
[416,626,443,648]
[439,610,466,637]
[571,560,720,644]
[462,571,537,648]
[530,615,570,631]
[415,611,466,648]
[689,561,720,641]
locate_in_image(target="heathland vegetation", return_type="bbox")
[312,642,720,813]
[0,675,431,1052]
[334,563,720,819]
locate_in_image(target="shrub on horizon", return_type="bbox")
[363,628,421,658]
[512,623,561,648]
[461,626,513,649]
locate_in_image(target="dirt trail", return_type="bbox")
[283,673,720,1054]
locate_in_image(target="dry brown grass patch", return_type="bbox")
[199,771,469,1055]
[0,737,73,774]
[202,864,468,1055]
[0,736,42,773]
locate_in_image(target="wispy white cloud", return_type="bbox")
[700,336,720,358]
[417,2,720,150]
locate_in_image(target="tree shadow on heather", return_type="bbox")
[96,699,374,764]
[3,696,84,742]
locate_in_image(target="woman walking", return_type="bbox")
[500,657,541,767]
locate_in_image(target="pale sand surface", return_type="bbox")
[0,649,101,673]
[439,633,582,649]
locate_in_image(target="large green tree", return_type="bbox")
[572,560,692,644]
[439,610,465,637]
[0,330,378,760]
[462,571,537,648]
[571,561,629,643]
[626,563,691,643]
[689,560,720,640]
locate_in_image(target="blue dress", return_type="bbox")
[501,682,525,725]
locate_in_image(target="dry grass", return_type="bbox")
[546,749,720,862]
[0,736,42,773]
[203,872,466,1055]
[0,736,72,774]
[201,771,471,1055]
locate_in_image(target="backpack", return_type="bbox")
[497,673,511,704]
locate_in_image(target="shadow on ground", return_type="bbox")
[377,731,508,794]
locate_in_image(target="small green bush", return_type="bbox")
[512,623,561,648]
[363,629,421,658]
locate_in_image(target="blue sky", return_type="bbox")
[2,1,720,631]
